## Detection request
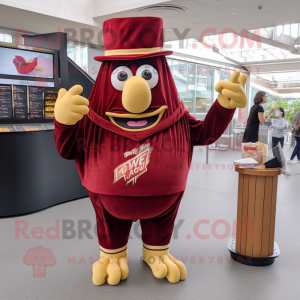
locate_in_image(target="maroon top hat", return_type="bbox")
[94,17,173,62]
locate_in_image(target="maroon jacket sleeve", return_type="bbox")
[54,119,80,160]
[188,100,236,146]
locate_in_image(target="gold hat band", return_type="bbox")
[104,47,163,56]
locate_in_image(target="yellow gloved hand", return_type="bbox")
[54,85,89,125]
[215,70,248,109]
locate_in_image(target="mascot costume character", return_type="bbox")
[54,17,247,285]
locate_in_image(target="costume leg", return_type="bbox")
[140,192,187,283]
[88,190,132,286]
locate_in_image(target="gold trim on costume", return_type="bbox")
[143,243,170,250]
[105,47,163,56]
[99,244,127,254]
[105,106,167,132]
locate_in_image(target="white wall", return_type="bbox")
[0,0,95,26]
[0,0,171,25]
[92,0,171,17]
[0,4,103,46]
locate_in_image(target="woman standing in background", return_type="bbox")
[269,107,286,149]
[287,110,300,164]
[243,91,275,143]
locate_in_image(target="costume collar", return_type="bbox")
[87,101,186,142]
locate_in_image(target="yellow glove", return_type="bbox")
[54,85,89,125]
[215,70,248,109]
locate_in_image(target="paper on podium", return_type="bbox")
[233,158,259,168]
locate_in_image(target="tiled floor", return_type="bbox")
[1,144,299,300]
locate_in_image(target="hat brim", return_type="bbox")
[94,50,173,62]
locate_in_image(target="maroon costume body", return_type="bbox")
[54,17,235,250]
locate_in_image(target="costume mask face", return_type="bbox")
[89,17,180,135]
[106,59,167,132]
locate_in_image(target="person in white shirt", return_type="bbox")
[269,107,286,149]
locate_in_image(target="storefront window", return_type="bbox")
[219,68,232,81]
[173,61,195,113]
[0,33,12,43]
[291,23,299,38]
[195,65,214,113]
[67,44,88,74]
[167,58,173,74]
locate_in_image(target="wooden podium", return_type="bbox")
[227,166,281,266]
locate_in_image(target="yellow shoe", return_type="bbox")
[142,244,187,283]
[92,245,129,286]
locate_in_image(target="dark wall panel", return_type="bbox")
[0,131,87,217]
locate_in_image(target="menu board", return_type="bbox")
[29,87,43,119]
[13,85,28,119]
[44,87,59,119]
[0,85,12,119]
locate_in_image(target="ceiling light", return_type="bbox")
[232,12,238,15]
[215,1,222,3]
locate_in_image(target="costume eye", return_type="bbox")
[117,71,128,81]
[136,65,159,89]
[141,70,152,80]
[111,66,133,91]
